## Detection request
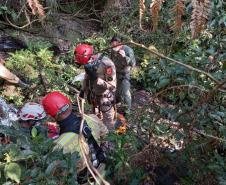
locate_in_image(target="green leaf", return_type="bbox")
[223,61,226,70]
[216,111,225,118]
[1,6,8,11]
[2,182,14,185]
[0,6,8,14]
[10,10,18,22]
[31,127,38,138]
[115,161,123,171]
[179,92,186,100]
[158,78,170,88]
[209,113,222,122]
[13,150,36,161]
[0,162,6,169]
[160,59,166,67]
[148,68,158,75]
[30,168,39,178]
[175,77,185,83]
[4,162,21,183]
[206,47,215,55]
[45,160,60,176]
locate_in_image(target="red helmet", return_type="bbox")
[74,43,93,65]
[41,91,71,117]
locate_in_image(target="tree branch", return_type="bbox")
[156,119,226,143]
[5,14,39,29]
[99,40,224,87]
[193,128,226,143]
[128,40,222,85]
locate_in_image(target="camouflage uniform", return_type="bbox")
[111,45,136,111]
[83,54,116,131]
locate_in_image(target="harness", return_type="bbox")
[96,90,115,113]
[58,112,106,167]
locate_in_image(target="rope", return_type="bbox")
[77,95,110,185]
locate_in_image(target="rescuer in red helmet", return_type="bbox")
[41,91,106,169]
[74,43,117,132]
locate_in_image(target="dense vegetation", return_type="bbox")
[0,0,225,184]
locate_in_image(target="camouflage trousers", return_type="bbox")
[102,106,115,132]
[116,76,131,111]
[96,91,116,132]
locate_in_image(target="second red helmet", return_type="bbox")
[74,43,94,65]
[41,91,71,117]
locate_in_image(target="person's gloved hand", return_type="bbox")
[84,63,98,80]
[119,49,126,57]
[79,90,85,99]
[96,78,105,86]
[96,147,106,163]
[18,80,29,88]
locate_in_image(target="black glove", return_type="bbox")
[96,147,106,163]
[79,90,85,99]
[84,62,98,80]
[86,134,106,167]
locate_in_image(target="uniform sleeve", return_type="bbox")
[105,61,116,90]
[124,46,136,67]
[97,58,116,91]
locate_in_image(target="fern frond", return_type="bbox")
[33,0,45,17]
[27,0,45,18]
[150,0,164,32]
[139,0,146,29]
[190,0,211,38]
[171,0,185,31]
[27,0,35,15]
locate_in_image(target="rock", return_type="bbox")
[41,14,100,44]
[0,36,27,52]
[0,63,20,84]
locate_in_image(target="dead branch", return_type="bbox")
[150,0,164,32]
[154,117,226,143]
[193,128,226,143]
[171,0,185,31]
[139,0,145,30]
[67,84,80,94]
[190,0,211,39]
[5,14,39,29]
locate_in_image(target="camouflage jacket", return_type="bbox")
[111,45,136,76]
[83,54,116,96]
